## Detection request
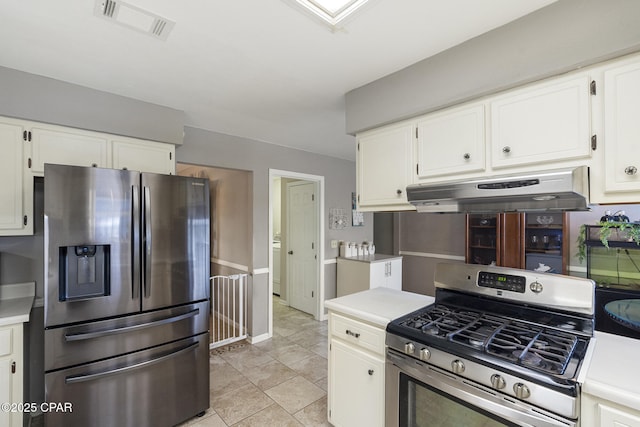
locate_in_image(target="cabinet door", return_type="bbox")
[0,121,29,235]
[416,103,485,180]
[603,59,640,194]
[328,338,384,427]
[112,138,175,175]
[490,75,591,169]
[31,125,109,174]
[599,403,640,427]
[357,122,414,211]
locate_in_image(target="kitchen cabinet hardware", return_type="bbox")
[288,250,293,255]
[502,146,511,154]
[345,329,360,338]
[591,135,597,150]
[11,361,16,374]
[396,189,402,195]
[590,80,597,95]
[624,166,637,175]
[368,369,374,375]
[463,153,470,160]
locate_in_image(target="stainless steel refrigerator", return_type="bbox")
[43,164,210,427]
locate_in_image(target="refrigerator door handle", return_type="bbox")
[132,185,140,300]
[143,186,152,298]
[64,341,199,384]
[64,308,200,342]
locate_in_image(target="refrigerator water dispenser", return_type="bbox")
[59,245,110,300]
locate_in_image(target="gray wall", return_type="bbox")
[0,66,184,144]
[177,127,373,337]
[346,0,640,134]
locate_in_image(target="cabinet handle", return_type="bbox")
[463,153,470,160]
[368,369,374,376]
[91,163,98,167]
[502,146,511,154]
[396,189,402,195]
[345,329,360,338]
[625,166,638,176]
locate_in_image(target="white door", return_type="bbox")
[286,181,318,316]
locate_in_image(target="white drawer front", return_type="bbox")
[330,313,385,356]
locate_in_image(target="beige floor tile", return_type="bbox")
[187,411,228,427]
[211,383,274,425]
[309,340,328,359]
[294,396,330,427]
[220,345,274,371]
[209,360,251,394]
[233,404,303,427]
[243,358,298,390]
[269,343,316,366]
[265,376,326,414]
[286,354,328,383]
[314,376,328,392]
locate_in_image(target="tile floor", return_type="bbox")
[179,296,330,427]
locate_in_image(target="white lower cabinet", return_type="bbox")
[0,324,24,427]
[336,256,402,297]
[581,393,640,427]
[328,312,385,427]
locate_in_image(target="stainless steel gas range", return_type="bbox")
[385,263,596,427]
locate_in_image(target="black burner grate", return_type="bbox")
[398,305,578,375]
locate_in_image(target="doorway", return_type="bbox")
[269,170,324,337]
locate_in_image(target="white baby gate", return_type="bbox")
[210,274,248,348]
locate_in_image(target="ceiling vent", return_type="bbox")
[94,0,175,41]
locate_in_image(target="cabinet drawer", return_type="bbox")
[330,313,385,356]
[0,328,12,357]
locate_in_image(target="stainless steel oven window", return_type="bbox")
[400,372,517,427]
[386,350,577,427]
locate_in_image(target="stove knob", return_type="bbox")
[451,359,465,374]
[513,382,531,399]
[490,374,506,390]
[529,281,543,294]
[404,342,415,355]
[419,348,431,361]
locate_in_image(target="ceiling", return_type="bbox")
[0,0,556,161]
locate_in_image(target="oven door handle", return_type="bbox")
[388,351,576,427]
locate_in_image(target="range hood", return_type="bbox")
[406,166,590,213]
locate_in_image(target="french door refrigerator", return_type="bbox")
[43,164,210,427]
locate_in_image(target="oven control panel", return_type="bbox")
[478,271,526,293]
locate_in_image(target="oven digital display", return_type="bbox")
[478,271,526,293]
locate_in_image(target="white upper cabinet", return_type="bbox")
[490,74,592,169]
[416,102,485,181]
[31,124,109,175]
[356,121,415,211]
[602,57,640,195]
[112,137,175,175]
[0,115,177,235]
[0,119,31,235]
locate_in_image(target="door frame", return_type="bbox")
[268,169,325,336]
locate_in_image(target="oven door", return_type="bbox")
[386,349,577,427]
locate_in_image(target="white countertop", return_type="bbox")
[0,282,35,326]
[338,254,402,264]
[324,287,434,328]
[582,331,640,410]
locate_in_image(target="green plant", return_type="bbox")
[576,221,640,263]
